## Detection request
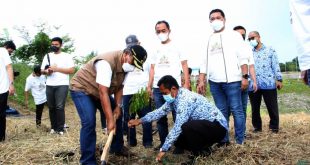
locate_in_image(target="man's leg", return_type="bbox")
[46,86,56,131]
[54,85,69,133]
[262,89,279,132]
[241,88,249,136]
[0,92,9,141]
[175,120,226,154]
[307,69,310,86]
[70,90,97,164]
[225,81,244,144]
[35,102,45,127]
[122,95,137,146]
[249,90,263,131]
[153,88,168,148]
[138,104,153,147]
[110,96,125,153]
[209,81,229,143]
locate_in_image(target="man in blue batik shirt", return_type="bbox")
[248,31,283,133]
[128,75,227,162]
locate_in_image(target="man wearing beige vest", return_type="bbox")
[70,45,147,165]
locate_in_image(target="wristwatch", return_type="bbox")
[242,74,249,79]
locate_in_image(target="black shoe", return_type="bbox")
[216,142,230,148]
[128,142,137,147]
[173,147,184,154]
[253,128,262,133]
[270,129,279,133]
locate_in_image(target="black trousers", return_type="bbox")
[175,120,226,153]
[249,89,279,130]
[0,91,9,141]
[46,85,68,132]
[35,102,46,126]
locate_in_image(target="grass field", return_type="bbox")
[1,65,310,164]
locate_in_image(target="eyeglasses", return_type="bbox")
[248,36,256,41]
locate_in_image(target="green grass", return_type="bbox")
[278,78,310,96]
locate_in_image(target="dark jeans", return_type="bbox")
[249,89,279,131]
[175,120,226,153]
[122,94,153,147]
[241,88,249,134]
[153,88,176,146]
[35,102,46,126]
[209,81,244,144]
[0,91,9,142]
[307,69,310,86]
[70,90,124,165]
[46,85,69,132]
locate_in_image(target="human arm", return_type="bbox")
[99,84,115,133]
[147,64,155,97]
[240,64,249,90]
[113,87,123,120]
[249,64,257,92]
[6,64,15,95]
[197,73,206,95]
[49,66,75,74]
[181,60,190,89]
[270,48,283,89]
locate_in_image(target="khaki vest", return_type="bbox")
[70,51,125,99]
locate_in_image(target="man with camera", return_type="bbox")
[41,37,75,135]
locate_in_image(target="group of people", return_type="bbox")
[0,5,309,165]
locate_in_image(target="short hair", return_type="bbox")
[3,41,16,50]
[233,26,246,33]
[251,31,260,37]
[51,37,63,45]
[188,68,192,75]
[209,9,225,19]
[33,65,41,74]
[157,75,179,89]
[155,20,170,30]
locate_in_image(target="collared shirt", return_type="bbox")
[140,88,228,152]
[250,44,282,90]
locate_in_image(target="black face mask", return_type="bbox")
[241,34,246,41]
[50,46,60,52]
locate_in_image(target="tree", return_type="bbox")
[13,22,75,64]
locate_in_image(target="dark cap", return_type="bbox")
[126,45,147,71]
[125,35,139,47]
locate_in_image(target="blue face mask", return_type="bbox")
[249,39,258,47]
[163,93,175,103]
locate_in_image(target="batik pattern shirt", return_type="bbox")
[140,88,228,152]
[249,44,282,91]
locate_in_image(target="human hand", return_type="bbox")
[156,151,165,162]
[9,84,15,95]
[128,119,141,128]
[252,82,258,93]
[197,82,206,95]
[113,107,122,120]
[241,79,249,91]
[147,86,153,98]
[276,81,283,90]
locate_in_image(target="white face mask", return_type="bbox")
[249,39,258,47]
[157,33,169,42]
[211,20,224,32]
[122,63,135,72]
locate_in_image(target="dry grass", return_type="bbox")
[1,101,310,165]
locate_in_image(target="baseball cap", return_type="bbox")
[125,35,139,47]
[127,45,147,71]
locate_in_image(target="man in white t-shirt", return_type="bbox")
[290,0,310,86]
[122,35,153,148]
[147,20,190,152]
[0,46,15,142]
[197,9,249,146]
[25,65,47,127]
[41,37,75,135]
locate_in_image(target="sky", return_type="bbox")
[1,0,298,68]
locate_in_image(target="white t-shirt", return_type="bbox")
[123,60,150,95]
[150,41,187,87]
[95,60,112,87]
[25,74,47,105]
[41,52,74,86]
[0,48,12,94]
[290,0,310,71]
[208,33,227,82]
